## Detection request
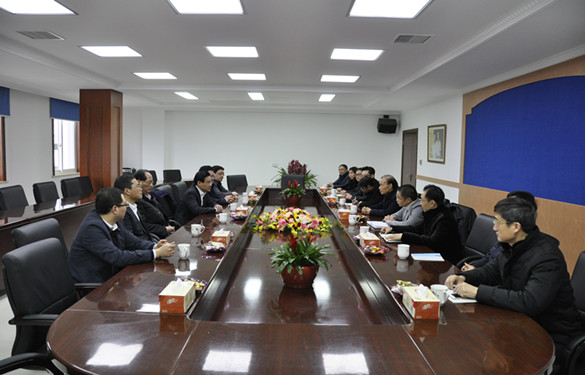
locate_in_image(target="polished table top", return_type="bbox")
[47,188,554,374]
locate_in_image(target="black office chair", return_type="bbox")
[60,177,83,198]
[148,170,158,185]
[227,174,248,191]
[564,251,585,374]
[0,185,29,211]
[163,169,182,183]
[281,174,305,189]
[0,353,63,374]
[171,181,187,204]
[32,181,59,204]
[153,185,177,219]
[2,238,80,356]
[79,176,94,195]
[11,218,68,257]
[445,201,477,245]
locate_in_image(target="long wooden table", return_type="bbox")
[47,188,554,374]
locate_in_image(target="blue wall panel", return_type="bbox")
[464,76,585,206]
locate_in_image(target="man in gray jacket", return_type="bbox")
[380,184,423,232]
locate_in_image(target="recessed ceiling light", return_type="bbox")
[175,92,199,100]
[248,92,264,101]
[228,73,266,81]
[349,0,432,19]
[319,94,335,102]
[167,0,243,14]
[321,75,360,83]
[134,72,177,80]
[81,46,142,57]
[0,0,74,14]
[206,46,258,58]
[331,48,383,61]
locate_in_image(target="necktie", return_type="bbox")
[110,229,121,249]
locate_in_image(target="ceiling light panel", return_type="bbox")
[206,46,258,58]
[248,92,264,101]
[319,94,335,102]
[134,72,177,80]
[349,0,432,19]
[175,92,198,100]
[167,0,243,14]
[321,75,360,83]
[81,46,142,57]
[331,48,383,61]
[228,73,266,81]
[0,0,74,14]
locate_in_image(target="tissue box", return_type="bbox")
[320,186,328,195]
[236,206,250,215]
[254,185,263,193]
[402,286,440,320]
[359,232,380,247]
[159,280,196,314]
[338,209,350,221]
[211,231,230,246]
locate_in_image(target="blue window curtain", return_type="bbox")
[50,98,79,121]
[0,86,9,116]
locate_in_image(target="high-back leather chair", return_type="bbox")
[32,181,59,204]
[463,214,497,258]
[564,251,585,374]
[153,184,177,219]
[227,174,248,191]
[163,169,182,183]
[79,176,93,195]
[0,185,29,211]
[171,181,187,204]
[60,177,83,198]
[11,218,68,257]
[281,174,305,189]
[445,201,477,244]
[2,238,79,355]
[0,352,64,374]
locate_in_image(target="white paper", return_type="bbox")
[447,289,477,304]
[379,234,401,243]
[411,253,444,262]
[366,220,388,229]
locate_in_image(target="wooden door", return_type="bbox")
[401,129,418,186]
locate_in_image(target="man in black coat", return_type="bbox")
[114,174,154,241]
[134,169,176,238]
[175,171,223,225]
[361,174,400,217]
[354,176,383,209]
[385,184,464,265]
[446,197,583,371]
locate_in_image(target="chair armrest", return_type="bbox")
[563,333,585,375]
[9,314,58,326]
[0,352,64,375]
[169,219,181,229]
[75,282,101,298]
[455,255,482,269]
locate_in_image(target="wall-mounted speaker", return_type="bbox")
[377,117,398,134]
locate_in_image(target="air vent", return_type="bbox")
[394,34,431,44]
[17,30,64,40]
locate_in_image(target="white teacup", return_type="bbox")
[218,212,228,223]
[431,284,449,306]
[191,224,204,236]
[350,204,358,214]
[178,243,190,259]
[229,202,237,211]
[348,214,359,225]
[397,244,410,259]
[359,226,369,234]
[339,198,346,205]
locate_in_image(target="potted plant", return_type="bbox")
[273,159,318,188]
[280,180,305,206]
[270,235,333,288]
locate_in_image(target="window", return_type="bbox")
[52,118,78,175]
[0,116,5,181]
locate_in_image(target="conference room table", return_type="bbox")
[47,188,554,374]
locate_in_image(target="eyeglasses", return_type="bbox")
[116,204,129,208]
[493,219,509,226]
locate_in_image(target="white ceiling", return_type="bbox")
[1,0,584,114]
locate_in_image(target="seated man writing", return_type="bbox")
[68,187,175,283]
[446,197,583,371]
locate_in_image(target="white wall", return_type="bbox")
[401,96,463,202]
[2,89,79,204]
[124,110,405,187]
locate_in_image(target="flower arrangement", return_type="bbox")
[252,207,332,237]
[273,159,318,188]
[280,180,305,198]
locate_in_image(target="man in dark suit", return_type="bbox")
[354,176,383,209]
[114,174,153,241]
[134,169,176,238]
[199,165,236,205]
[175,171,223,225]
[68,187,175,283]
[212,165,239,199]
[361,174,400,217]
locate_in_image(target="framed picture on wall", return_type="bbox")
[427,124,446,164]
